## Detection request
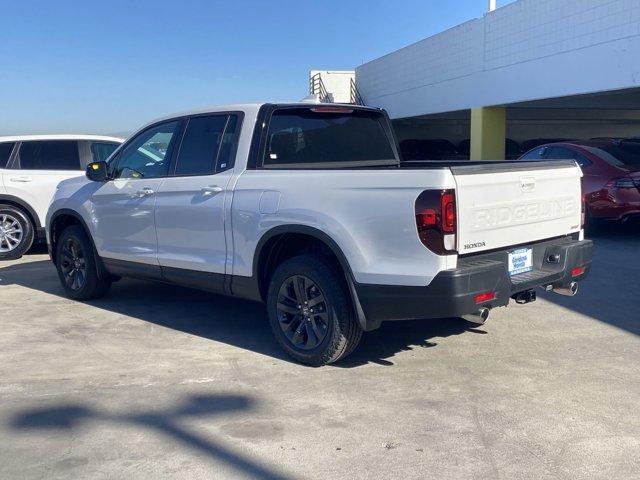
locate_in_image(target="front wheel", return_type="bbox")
[55,225,111,300]
[267,255,362,366]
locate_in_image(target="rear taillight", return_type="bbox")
[581,193,586,228]
[415,189,457,255]
[606,177,637,189]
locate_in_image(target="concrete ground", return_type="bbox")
[0,225,638,480]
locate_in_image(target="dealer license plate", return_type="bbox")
[508,248,533,276]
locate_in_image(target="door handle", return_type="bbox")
[201,186,224,196]
[134,188,155,198]
[9,176,32,182]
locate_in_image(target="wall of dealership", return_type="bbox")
[355,0,640,159]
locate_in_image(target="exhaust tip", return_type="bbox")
[554,282,578,297]
[462,308,490,325]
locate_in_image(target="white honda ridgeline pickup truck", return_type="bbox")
[46,103,593,365]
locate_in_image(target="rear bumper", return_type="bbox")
[354,236,593,331]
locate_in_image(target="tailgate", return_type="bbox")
[452,160,582,254]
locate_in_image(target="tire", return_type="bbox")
[267,255,362,366]
[0,205,35,260]
[55,224,111,300]
[584,206,601,236]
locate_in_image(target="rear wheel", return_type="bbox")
[55,225,111,300]
[267,255,362,366]
[584,206,602,236]
[0,206,34,260]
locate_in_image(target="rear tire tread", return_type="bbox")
[55,225,111,300]
[267,254,362,366]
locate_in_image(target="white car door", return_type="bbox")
[154,114,240,288]
[89,120,181,267]
[5,140,84,226]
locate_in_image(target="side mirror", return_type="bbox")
[86,161,109,182]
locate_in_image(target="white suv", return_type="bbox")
[0,135,123,259]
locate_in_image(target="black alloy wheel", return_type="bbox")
[276,274,329,350]
[59,236,87,291]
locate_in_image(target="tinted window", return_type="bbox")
[0,142,15,168]
[113,121,179,179]
[90,142,120,162]
[574,154,591,169]
[547,147,592,168]
[19,141,80,170]
[174,115,229,176]
[521,147,547,160]
[547,147,575,159]
[264,108,395,166]
[217,115,238,171]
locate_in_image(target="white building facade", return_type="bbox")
[354,0,640,159]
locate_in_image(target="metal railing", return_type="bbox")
[309,73,330,103]
[309,73,366,105]
[350,78,365,105]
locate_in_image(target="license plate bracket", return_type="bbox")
[508,247,533,276]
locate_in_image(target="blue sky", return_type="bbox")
[0,0,515,135]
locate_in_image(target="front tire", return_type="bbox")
[0,206,34,260]
[267,255,362,366]
[55,225,111,300]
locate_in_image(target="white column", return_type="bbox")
[488,0,496,12]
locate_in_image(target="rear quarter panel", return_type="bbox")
[231,169,457,287]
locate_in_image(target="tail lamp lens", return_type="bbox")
[415,189,457,255]
[442,193,455,233]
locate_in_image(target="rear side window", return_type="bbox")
[18,141,80,170]
[264,108,396,167]
[547,147,575,160]
[0,142,15,168]
[174,114,233,176]
[90,142,120,162]
[521,146,547,160]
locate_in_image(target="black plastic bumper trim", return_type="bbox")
[354,238,593,331]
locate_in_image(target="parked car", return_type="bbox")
[399,139,462,160]
[0,135,123,259]
[520,138,575,152]
[457,138,522,159]
[46,103,592,365]
[520,140,640,225]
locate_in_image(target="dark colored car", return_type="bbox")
[399,139,462,161]
[520,140,640,224]
[457,138,522,160]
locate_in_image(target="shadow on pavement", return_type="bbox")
[0,259,479,367]
[9,393,295,480]
[540,221,640,336]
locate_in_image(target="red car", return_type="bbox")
[520,140,640,225]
